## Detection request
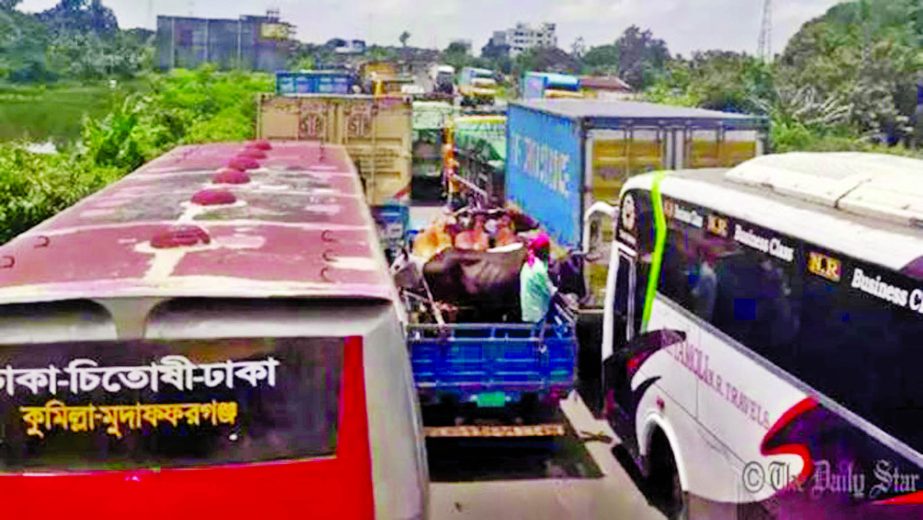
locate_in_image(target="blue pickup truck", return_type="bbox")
[406,295,577,437]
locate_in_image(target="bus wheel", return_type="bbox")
[648,431,687,520]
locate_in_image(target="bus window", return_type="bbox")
[796,263,923,452]
[710,247,802,367]
[0,336,342,471]
[648,214,805,368]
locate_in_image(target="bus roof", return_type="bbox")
[0,142,396,304]
[623,152,923,273]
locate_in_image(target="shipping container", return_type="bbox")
[506,99,769,306]
[257,93,412,205]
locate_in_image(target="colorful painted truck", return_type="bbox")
[452,115,507,203]
[521,72,582,100]
[505,98,770,307]
[257,93,413,206]
[411,101,457,201]
[458,67,498,107]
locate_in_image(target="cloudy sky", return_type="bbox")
[19,0,843,56]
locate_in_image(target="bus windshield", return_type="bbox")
[0,337,342,471]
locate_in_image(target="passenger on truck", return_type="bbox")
[520,232,557,322]
[454,213,490,251]
[492,214,519,248]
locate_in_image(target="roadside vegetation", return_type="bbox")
[0,67,272,243]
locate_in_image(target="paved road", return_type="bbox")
[429,393,666,520]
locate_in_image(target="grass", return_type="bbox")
[0,80,145,145]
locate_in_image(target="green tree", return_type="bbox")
[615,25,670,89]
[582,43,619,73]
[38,0,119,37]
[778,0,922,141]
[399,31,411,48]
[443,41,473,71]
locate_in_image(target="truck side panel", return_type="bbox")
[506,105,583,249]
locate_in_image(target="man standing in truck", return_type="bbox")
[520,233,558,322]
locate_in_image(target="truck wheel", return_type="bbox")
[648,431,687,520]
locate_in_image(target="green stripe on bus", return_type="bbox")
[641,170,668,332]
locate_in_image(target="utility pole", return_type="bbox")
[757,0,773,62]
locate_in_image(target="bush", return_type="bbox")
[0,67,273,244]
[0,145,120,243]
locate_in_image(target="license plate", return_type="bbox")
[475,392,507,408]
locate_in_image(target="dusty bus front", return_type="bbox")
[0,141,427,518]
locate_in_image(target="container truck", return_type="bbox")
[458,67,498,107]
[505,99,769,308]
[257,93,412,206]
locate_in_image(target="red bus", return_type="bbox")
[0,141,427,519]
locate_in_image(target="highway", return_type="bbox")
[429,394,666,519]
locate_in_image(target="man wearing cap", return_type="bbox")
[520,232,557,322]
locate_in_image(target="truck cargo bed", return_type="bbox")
[407,302,576,409]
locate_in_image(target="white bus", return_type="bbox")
[592,153,923,519]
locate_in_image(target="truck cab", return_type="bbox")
[430,65,456,95]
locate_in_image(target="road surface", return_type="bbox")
[429,393,666,520]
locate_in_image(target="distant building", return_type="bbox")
[156,10,295,72]
[490,22,557,57]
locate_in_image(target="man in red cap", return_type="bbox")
[520,232,557,322]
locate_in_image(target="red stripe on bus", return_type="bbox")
[340,335,376,518]
[873,491,923,505]
[760,397,819,488]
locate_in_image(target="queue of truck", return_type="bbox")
[253,62,772,440]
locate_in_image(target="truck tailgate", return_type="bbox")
[408,322,575,400]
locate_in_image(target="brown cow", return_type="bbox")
[422,245,527,322]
